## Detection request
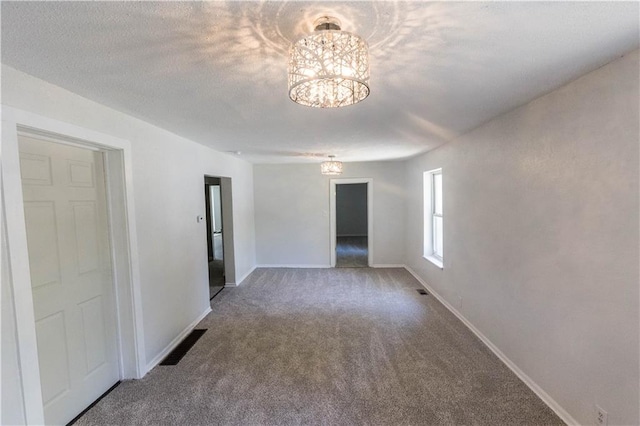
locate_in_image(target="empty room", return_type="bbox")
[1,2,638,426]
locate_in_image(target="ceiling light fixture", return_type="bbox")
[320,155,343,175]
[288,16,370,108]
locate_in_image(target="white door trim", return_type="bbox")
[2,107,146,424]
[329,178,373,267]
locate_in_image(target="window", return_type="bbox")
[424,169,443,268]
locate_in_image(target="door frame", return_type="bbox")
[2,107,146,424]
[329,178,373,267]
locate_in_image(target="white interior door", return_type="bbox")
[19,134,119,425]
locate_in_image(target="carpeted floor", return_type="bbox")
[76,268,563,425]
[336,236,368,267]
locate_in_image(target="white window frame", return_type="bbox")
[423,168,444,269]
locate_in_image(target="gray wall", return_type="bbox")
[404,51,639,425]
[254,162,405,266]
[336,183,368,236]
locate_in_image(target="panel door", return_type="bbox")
[19,135,119,425]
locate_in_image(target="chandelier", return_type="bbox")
[320,155,343,175]
[288,17,370,108]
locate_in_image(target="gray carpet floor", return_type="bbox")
[76,268,562,426]
[336,236,368,268]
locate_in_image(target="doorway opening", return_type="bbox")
[330,178,373,268]
[336,183,368,267]
[204,176,235,299]
[205,177,224,298]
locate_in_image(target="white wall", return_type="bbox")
[254,162,405,266]
[336,183,368,236]
[405,51,639,425]
[1,66,256,416]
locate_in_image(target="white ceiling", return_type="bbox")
[2,1,638,164]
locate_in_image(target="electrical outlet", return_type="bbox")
[595,405,608,426]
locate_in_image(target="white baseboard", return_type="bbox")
[403,265,577,426]
[255,264,331,268]
[371,264,404,268]
[144,306,212,373]
[229,265,257,287]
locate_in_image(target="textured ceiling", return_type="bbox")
[2,1,638,163]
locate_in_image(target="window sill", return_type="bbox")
[423,255,444,269]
